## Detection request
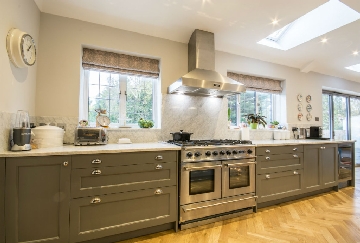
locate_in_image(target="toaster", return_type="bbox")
[74,127,108,145]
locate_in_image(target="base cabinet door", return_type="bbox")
[69,186,177,243]
[256,169,303,203]
[6,156,71,243]
[322,144,338,186]
[0,158,5,243]
[303,145,322,191]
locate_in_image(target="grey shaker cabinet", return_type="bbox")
[0,158,5,243]
[5,156,71,243]
[303,144,338,192]
[256,145,304,203]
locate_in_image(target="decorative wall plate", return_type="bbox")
[306,113,312,121]
[306,104,312,112]
[306,95,311,103]
[298,103,302,111]
[298,113,303,121]
[297,94,303,102]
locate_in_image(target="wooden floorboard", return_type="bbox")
[119,168,360,243]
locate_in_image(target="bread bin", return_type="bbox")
[32,124,64,148]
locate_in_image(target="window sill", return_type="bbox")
[106,127,161,131]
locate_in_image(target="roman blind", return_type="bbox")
[82,48,160,78]
[228,72,282,94]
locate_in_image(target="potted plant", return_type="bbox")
[244,114,267,129]
[138,118,154,128]
[269,120,279,128]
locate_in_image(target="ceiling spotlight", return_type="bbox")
[353,51,359,56]
[271,19,279,25]
[321,38,328,43]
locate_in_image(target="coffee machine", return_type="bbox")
[11,110,32,151]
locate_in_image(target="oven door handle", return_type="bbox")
[183,165,222,171]
[182,196,258,212]
[225,161,256,167]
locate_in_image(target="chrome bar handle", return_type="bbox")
[91,169,102,175]
[265,149,271,153]
[184,165,222,171]
[91,197,101,204]
[155,155,163,161]
[155,164,163,170]
[227,162,257,167]
[154,189,163,195]
[91,159,102,164]
[182,196,256,212]
[320,146,326,150]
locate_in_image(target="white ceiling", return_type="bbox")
[34,0,360,83]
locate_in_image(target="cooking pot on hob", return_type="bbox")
[170,130,193,141]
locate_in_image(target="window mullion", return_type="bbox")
[119,75,127,126]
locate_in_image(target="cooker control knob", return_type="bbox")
[212,151,219,156]
[194,152,201,157]
[226,150,232,155]
[232,150,238,154]
[247,149,253,154]
[186,152,193,157]
[220,150,225,155]
[205,151,211,156]
[238,150,244,154]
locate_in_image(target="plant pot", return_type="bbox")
[249,123,258,129]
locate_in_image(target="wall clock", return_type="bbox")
[6,28,36,68]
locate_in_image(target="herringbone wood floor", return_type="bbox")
[120,168,360,243]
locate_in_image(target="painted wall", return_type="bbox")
[216,51,360,126]
[0,0,40,114]
[36,13,188,117]
[36,13,360,125]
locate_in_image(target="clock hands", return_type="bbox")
[27,45,32,52]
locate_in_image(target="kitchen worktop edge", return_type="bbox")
[0,143,181,157]
[253,139,356,146]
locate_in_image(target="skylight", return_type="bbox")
[345,64,360,73]
[258,0,360,51]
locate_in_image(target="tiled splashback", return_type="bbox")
[0,95,287,151]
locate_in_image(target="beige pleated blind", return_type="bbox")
[228,72,282,94]
[82,48,160,78]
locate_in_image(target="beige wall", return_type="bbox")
[36,13,188,117]
[36,13,360,124]
[216,51,360,125]
[0,0,40,114]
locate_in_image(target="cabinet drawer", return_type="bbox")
[71,162,177,198]
[256,169,303,203]
[256,145,303,156]
[72,151,177,169]
[257,154,303,174]
[69,186,177,243]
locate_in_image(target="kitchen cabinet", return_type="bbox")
[69,151,178,243]
[304,144,338,192]
[5,156,71,243]
[0,158,5,243]
[256,145,304,203]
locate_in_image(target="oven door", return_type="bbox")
[180,161,222,205]
[222,159,256,198]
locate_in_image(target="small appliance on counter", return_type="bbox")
[32,124,64,148]
[292,127,306,139]
[11,110,32,151]
[74,127,108,145]
[307,126,330,140]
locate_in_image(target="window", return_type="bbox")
[80,48,160,128]
[84,70,158,127]
[228,91,274,126]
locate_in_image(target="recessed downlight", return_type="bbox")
[271,19,279,25]
[321,38,328,43]
[353,51,359,56]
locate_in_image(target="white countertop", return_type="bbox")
[0,139,355,157]
[0,143,181,157]
[253,139,355,146]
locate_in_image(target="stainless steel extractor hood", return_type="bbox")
[168,29,246,97]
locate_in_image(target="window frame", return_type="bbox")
[81,69,160,128]
[229,91,276,126]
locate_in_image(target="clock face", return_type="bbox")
[21,34,36,66]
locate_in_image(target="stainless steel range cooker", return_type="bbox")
[167,139,257,230]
